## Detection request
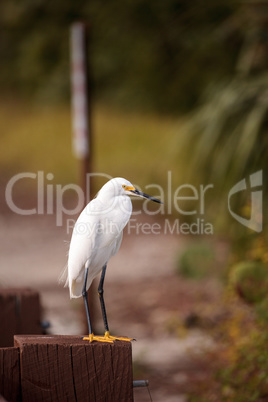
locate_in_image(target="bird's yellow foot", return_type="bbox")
[83,333,114,343]
[103,331,134,342]
[83,331,134,343]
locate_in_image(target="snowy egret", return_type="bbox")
[66,177,162,343]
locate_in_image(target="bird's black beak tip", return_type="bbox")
[131,188,163,204]
[153,198,163,204]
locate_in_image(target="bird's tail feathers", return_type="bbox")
[70,279,84,298]
[58,264,68,288]
[58,263,85,298]
[58,240,70,287]
[70,269,95,299]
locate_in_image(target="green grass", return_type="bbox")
[93,105,183,187]
[0,100,183,191]
[0,101,76,183]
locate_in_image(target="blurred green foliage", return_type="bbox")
[171,1,268,235]
[177,76,268,185]
[0,0,240,112]
[176,242,215,279]
[230,261,268,304]
[216,326,268,401]
[255,297,268,325]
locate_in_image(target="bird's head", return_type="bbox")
[97,178,163,204]
[119,178,163,204]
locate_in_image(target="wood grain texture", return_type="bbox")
[0,289,42,347]
[14,335,133,402]
[0,347,21,402]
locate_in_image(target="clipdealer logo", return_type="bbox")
[4,170,263,234]
[4,171,214,234]
[228,170,263,233]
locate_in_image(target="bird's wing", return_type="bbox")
[67,198,119,296]
[67,200,100,290]
[112,230,123,256]
[67,197,131,298]
[95,199,130,256]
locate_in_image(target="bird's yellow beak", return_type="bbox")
[122,185,136,192]
[123,185,163,204]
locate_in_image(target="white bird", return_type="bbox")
[66,177,162,343]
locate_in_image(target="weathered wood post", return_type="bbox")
[0,347,20,402]
[12,335,133,402]
[0,289,42,347]
[70,21,96,332]
[70,22,92,203]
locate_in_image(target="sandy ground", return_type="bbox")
[0,212,227,401]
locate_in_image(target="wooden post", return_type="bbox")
[0,289,42,347]
[70,23,95,330]
[70,22,92,203]
[14,335,133,402]
[0,347,21,402]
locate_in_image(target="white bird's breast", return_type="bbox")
[68,195,132,289]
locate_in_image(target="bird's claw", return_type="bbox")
[103,331,134,342]
[83,333,114,343]
[83,331,134,343]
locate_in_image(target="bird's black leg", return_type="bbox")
[98,264,110,334]
[82,266,114,343]
[97,263,134,342]
[82,267,93,337]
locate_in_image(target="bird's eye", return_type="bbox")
[122,185,126,189]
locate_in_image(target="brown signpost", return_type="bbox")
[70,21,96,335]
[70,22,92,203]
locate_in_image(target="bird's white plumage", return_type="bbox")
[67,178,133,298]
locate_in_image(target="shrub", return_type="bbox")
[229,261,268,304]
[176,242,214,280]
